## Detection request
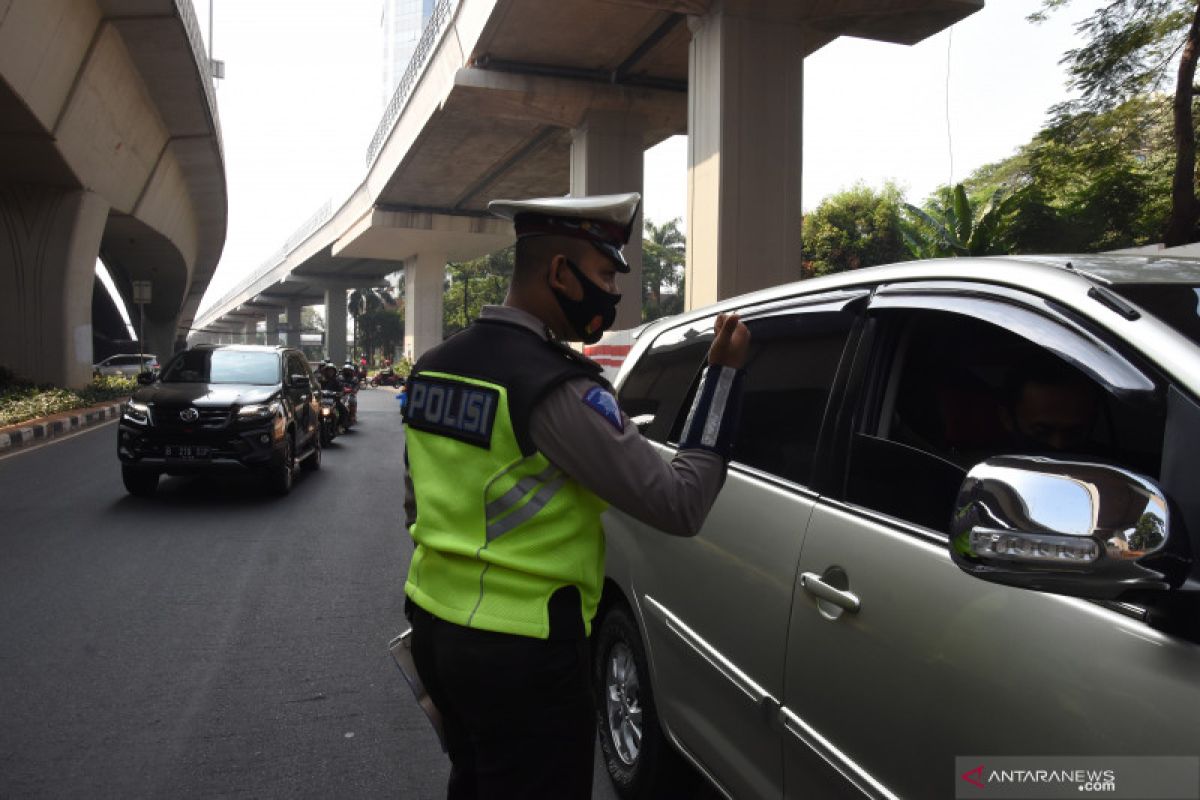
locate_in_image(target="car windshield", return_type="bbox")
[160,350,280,385]
[1112,284,1200,348]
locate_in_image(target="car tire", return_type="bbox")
[267,434,295,495]
[121,465,159,496]
[594,605,700,800]
[301,435,321,472]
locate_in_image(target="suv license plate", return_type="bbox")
[165,445,211,460]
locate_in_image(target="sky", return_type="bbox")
[187,0,1094,315]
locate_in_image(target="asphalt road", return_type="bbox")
[0,388,624,799]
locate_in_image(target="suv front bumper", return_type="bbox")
[118,420,286,474]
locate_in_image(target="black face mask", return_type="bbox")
[552,259,622,344]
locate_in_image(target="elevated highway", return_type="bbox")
[194,0,982,362]
[0,0,227,387]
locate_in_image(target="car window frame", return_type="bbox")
[632,289,869,496]
[821,281,1164,548]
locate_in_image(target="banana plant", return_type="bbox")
[901,183,1025,258]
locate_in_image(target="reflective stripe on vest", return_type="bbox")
[484,463,563,541]
[404,369,607,639]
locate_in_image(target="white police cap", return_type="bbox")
[488,192,642,272]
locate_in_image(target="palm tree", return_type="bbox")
[348,287,397,362]
[642,218,686,321]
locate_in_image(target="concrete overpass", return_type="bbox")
[194,0,982,362]
[0,0,227,387]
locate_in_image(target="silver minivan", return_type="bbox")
[593,255,1200,799]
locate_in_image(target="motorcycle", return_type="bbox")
[371,368,402,387]
[319,390,341,445]
[341,383,358,430]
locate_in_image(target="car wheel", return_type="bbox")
[121,465,159,496]
[301,434,321,471]
[267,435,294,495]
[594,605,699,799]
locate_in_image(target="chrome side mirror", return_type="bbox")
[950,456,1186,600]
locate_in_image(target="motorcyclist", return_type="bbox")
[318,362,343,393]
[318,362,353,431]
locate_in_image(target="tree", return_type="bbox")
[801,182,908,276]
[961,95,1175,253]
[443,247,514,337]
[642,218,686,321]
[358,308,403,362]
[901,183,1023,258]
[348,287,398,362]
[1032,0,1200,244]
[300,306,323,334]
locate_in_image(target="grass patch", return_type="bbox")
[0,367,135,427]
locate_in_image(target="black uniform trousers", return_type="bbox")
[409,600,595,800]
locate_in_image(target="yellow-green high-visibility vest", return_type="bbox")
[402,318,609,639]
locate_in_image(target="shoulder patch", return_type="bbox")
[582,386,624,433]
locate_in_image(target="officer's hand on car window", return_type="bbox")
[707,313,750,370]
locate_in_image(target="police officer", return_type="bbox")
[401,192,750,799]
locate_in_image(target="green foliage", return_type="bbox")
[0,370,135,427]
[961,95,1176,252]
[301,306,324,333]
[349,285,403,363]
[1031,0,1195,116]
[1031,0,1200,244]
[348,286,398,318]
[443,246,514,337]
[643,218,686,322]
[391,356,414,379]
[359,308,403,362]
[901,183,1024,258]
[802,183,909,276]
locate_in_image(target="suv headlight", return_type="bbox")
[237,401,281,421]
[123,400,151,425]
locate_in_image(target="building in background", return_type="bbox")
[381,0,435,109]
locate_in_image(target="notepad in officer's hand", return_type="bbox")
[387,628,447,752]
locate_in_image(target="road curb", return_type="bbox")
[0,400,126,454]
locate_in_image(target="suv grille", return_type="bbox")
[152,407,232,430]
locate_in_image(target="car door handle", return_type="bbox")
[800,572,861,613]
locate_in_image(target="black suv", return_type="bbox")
[118,345,322,496]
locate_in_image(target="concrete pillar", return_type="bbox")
[324,287,347,365]
[686,5,805,309]
[265,312,279,346]
[141,316,186,361]
[404,251,446,361]
[284,300,303,347]
[240,321,255,344]
[571,109,645,331]
[0,186,109,387]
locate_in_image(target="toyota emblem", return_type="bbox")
[179,408,200,422]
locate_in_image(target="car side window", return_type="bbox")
[843,307,1166,532]
[652,310,856,487]
[718,312,856,487]
[618,334,712,444]
[287,355,309,386]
